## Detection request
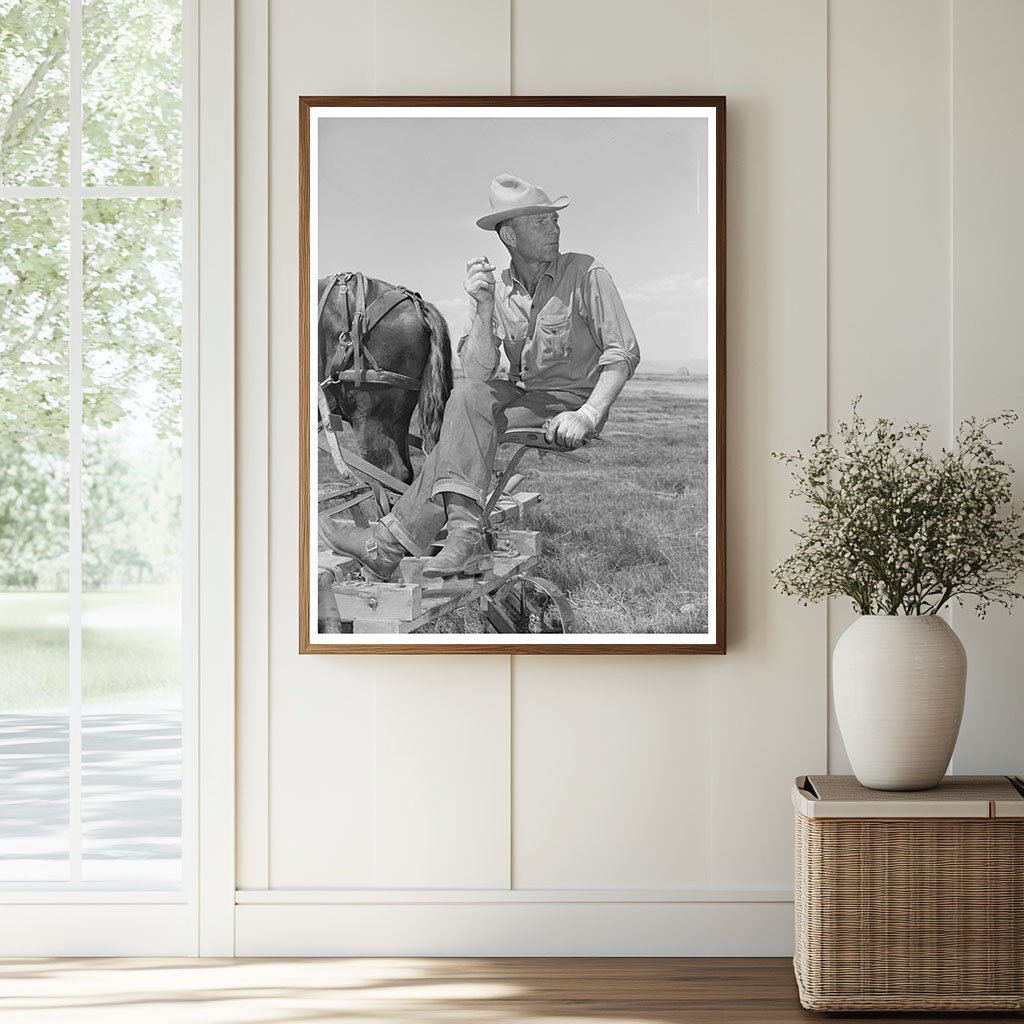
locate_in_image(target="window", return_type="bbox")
[0,0,193,890]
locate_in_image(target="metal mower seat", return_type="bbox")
[485,426,597,521]
[497,426,591,455]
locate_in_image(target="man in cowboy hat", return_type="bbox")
[322,173,640,581]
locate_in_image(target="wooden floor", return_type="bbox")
[0,957,1020,1023]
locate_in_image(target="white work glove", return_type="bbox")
[545,406,600,449]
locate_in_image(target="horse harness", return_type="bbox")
[316,272,432,514]
[317,271,427,392]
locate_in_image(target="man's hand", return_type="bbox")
[464,256,496,315]
[545,408,599,449]
[459,257,501,381]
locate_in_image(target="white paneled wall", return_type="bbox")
[263,0,376,891]
[826,0,953,773]
[512,0,712,94]
[373,661,510,889]
[234,0,1024,954]
[827,0,1024,779]
[706,0,828,889]
[948,0,1024,777]
[829,0,951,428]
[375,0,510,95]
[513,658,713,889]
[260,0,517,902]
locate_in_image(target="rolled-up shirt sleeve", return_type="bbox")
[581,263,641,378]
[456,311,504,381]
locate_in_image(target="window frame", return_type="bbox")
[0,0,235,956]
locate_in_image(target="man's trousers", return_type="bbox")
[382,377,585,555]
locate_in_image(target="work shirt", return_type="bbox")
[460,251,641,395]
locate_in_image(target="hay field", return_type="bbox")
[432,372,710,635]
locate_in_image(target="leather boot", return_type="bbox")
[318,517,408,582]
[422,493,493,578]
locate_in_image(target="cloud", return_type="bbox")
[621,272,708,302]
[432,296,469,322]
[430,297,471,338]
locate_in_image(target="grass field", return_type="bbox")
[431,373,710,635]
[0,589,180,710]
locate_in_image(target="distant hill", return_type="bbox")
[638,358,709,376]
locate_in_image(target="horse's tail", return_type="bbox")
[417,300,453,451]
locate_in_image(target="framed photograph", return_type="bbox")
[300,96,725,654]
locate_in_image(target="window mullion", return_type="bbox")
[68,0,83,886]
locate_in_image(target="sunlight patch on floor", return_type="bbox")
[0,957,682,1024]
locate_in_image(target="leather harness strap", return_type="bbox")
[318,271,426,392]
[316,272,343,324]
[316,385,413,502]
[350,271,366,384]
[316,271,430,508]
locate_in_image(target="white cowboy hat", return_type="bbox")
[476,174,570,231]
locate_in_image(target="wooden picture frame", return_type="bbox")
[300,96,725,654]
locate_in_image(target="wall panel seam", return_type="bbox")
[508,0,514,95]
[508,657,514,889]
[825,0,833,770]
[945,0,956,724]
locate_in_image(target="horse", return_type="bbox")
[317,272,452,486]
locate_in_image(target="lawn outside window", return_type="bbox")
[0,0,195,892]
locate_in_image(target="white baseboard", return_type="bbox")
[235,899,795,956]
[0,904,196,956]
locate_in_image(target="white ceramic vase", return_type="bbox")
[833,615,967,791]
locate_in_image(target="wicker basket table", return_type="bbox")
[793,774,1024,1012]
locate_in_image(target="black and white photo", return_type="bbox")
[300,97,725,653]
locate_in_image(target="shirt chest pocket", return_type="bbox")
[533,301,573,362]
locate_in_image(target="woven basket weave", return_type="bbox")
[793,776,1024,1012]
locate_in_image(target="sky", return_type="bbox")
[316,111,710,369]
